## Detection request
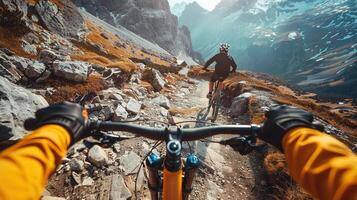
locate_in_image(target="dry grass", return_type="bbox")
[139,81,154,93]
[169,107,201,116]
[264,152,313,200]
[43,75,107,104]
[25,0,65,9]
[0,26,35,59]
[106,60,137,73]
[187,66,213,80]
[72,21,171,72]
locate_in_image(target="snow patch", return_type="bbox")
[288,32,298,40]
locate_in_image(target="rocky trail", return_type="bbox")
[42,73,273,200]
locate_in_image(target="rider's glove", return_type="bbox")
[24,101,89,145]
[260,105,324,152]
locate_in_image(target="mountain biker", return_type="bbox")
[203,43,237,98]
[0,102,356,200]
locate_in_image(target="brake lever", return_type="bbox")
[220,136,268,155]
[91,130,134,145]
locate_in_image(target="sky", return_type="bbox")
[168,0,221,11]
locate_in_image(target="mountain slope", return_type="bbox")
[74,0,202,63]
[180,0,357,99]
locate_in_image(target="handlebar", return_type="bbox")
[90,121,262,141]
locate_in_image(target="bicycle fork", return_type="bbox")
[146,142,201,200]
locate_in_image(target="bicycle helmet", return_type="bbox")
[219,43,230,53]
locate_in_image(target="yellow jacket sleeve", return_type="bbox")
[283,128,357,200]
[0,125,71,200]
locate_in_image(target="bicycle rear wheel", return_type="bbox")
[210,92,221,122]
[195,104,212,127]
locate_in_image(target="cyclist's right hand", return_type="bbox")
[24,101,89,145]
[259,105,322,151]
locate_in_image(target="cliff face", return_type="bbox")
[74,0,202,63]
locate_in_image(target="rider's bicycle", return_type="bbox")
[197,78,224,123]
[89,120,267,200]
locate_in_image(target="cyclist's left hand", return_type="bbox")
[24,101,89,145]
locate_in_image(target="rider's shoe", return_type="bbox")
[206,92,212,99]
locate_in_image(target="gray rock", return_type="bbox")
[36,70,51,83]
[110,175,132,200]
[98,105,113,121]
[119,151,141,175]
[0,62,22,83]
[69,158,84,172]
[180,88,190,95]
[5,55,47,80]
[230,91,274,117]
[21,40,37,55]
[230,92,254,116]
[109,93,124,101]
[136,63,146,69]
[142,68,166,91]
[113,104,128,121]
[52,61,91,82]
[126,98,141,114]
[88,145,108,167]
[82,177,94,186]
[38,49,63,64]
[23,32,40,44]
[0,0,28,26]
[160,107,168,117]
[35,0,86,38]
[113,143,121,153]
[71,171,81,185]
[0,48,15,56]
[153,95,171,109]
[24,61,46,79]
[0,76,48,141]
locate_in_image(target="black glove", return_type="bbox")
[260,105,323,152]
[24,101,89,145]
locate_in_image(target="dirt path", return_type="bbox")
[168,80,270,200]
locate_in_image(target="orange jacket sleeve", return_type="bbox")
[0,125,71,200]
[283,128,357,200]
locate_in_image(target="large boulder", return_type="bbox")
[0,76,48,141]
[0,0,28,26]
[0,50,49,82]
[20,60,46,79]
[230,91,274,117]
[52,61,91,82]
[142,68,166,91]
[38,49,64,65]
[35,0,86,38]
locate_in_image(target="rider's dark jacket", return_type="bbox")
[204,52,237,76]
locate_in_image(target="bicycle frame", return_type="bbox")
[92,121,261,200]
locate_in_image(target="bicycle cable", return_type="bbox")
[134,140,164,199]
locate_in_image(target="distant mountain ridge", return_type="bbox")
[171,2,188,17]
[180,0,357,99]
